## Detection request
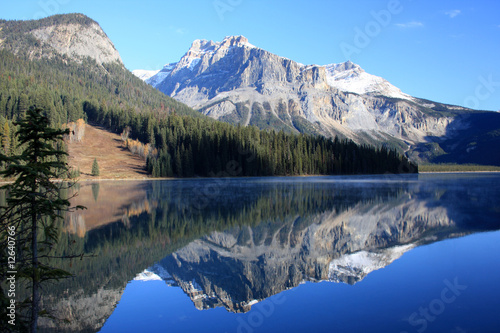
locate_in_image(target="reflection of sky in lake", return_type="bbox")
[95,174,500,333]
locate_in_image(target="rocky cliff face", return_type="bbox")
[0,13,122,65]
[39,287,124,332]
[30,21,122,64]
[139,36,471,152]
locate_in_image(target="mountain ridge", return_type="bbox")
[136,35,500,165]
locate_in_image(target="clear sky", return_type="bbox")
[1,0,499,111]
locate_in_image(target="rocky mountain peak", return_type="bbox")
[325,60,363,75]
[220,35,253,48]
[186,35,253,54]
[0,13,122,65]
[188,39,216,54]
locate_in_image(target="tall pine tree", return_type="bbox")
[0,107,85,332]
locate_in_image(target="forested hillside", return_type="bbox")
[0,48,198,125]
[84,106,417,176]
[0,14,417,176]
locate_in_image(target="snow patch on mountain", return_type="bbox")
[134,270,163,282]
[144,62,177,86]
[133,263,174,283]
[324,61,412,101]
[328,243,415,284]
[188,57,201,71]
[132,69,160,81]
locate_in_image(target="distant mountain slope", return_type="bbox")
[136,36,500,165]
[0,13,200,128]
[413,111,500,166]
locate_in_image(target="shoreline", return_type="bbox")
[418,171,500,174]
[2,171,500,185]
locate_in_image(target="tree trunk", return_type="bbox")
[30,142,40,333]
[30,197,39,333]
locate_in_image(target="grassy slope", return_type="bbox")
[67,123,148,179]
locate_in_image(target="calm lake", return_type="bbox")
[39,174,500,333]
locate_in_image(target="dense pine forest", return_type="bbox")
[83,104,417,176]
[0,15,417,176]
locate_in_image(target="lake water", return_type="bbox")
[39,174,500,333]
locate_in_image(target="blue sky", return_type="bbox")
[1,0,499,111]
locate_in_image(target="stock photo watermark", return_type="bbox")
[340,0,404,59]
[463,74,500,110]
[6,225,17,326]
[236,292,287,333]
[401,277,467,333]
[213,0,243,21]
[32,0,71,20]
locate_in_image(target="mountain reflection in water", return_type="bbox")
[38,174,500,332]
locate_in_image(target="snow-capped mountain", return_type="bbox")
[133,35,498,163]
[131,69,160,81]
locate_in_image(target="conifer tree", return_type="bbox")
[91,158,100,176]
[0,107,85,332]
[2,121,10,155]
